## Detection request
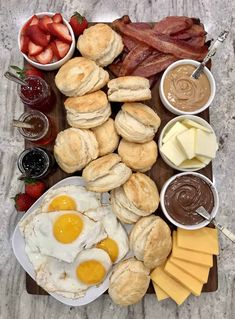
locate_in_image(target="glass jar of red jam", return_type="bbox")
[17,147,55,178]
[17,76,56,113]
[17,111,57,145]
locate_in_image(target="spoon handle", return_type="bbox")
[213,219,235,243]
[203,30,229,65]
[4,71,28,86]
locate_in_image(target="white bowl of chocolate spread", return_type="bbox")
[160,172,219,230]
[159,59,216,115]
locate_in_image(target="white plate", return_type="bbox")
[12,176,111,306]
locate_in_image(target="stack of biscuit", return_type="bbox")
[77,24,124,67]
[64,91,111,129]
[55,57,109,97]
[54,128,98,173]
[111,173,160,224]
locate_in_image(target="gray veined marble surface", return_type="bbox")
[0,0,234,318]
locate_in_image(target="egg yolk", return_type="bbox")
[53,213,83,243]
[48,195,76,211]
[76,260,106,285]
[96,238,119,262]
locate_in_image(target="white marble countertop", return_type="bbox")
[0,0,234,318]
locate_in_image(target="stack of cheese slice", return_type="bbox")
[160,119,218,169]
[151,227,219,305]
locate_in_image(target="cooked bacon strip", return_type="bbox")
[153,16,193,34]
[122,35,141,51]
[109,61,122,77]
[113,17,208,60]
[186,36,206,47]
[119,44,153,76]
[131,22,152,30]
[171,24,206,40]
[132,53,177,77]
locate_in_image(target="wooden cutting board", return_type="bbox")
[24,69,218,295]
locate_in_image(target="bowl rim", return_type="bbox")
[159,59,216,115]
[160,171,219,230]
[158,114,217,172]
[17,11,75,67]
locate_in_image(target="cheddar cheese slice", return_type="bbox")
[164,260,203,296]
[151,266,190,305]
[169,256,210,283]
[152,282,169,301]
[171,232,213,267]
[177,227,219,255]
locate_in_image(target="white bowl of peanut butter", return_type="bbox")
[159,59,216,115]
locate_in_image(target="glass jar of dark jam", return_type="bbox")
[17,147,55,178]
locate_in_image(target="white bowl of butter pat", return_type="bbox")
[158,115,218,172]
[159,59,216,115]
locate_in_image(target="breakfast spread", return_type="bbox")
[20,13,72,64]
[164,174,215,225]
[160,118,218,169]
[10,11,224,307]
[163,64,211,111]
[151,228,219,304]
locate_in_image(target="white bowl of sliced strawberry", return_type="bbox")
[18,12,76,70]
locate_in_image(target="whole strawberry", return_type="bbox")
[25,178,46,199]
[14,193,35,212]
[69,12,88,37]
[10,64,44,79]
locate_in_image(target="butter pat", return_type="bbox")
[169,256,210,283]
[195,129,218,158]
[177,227,219,255]
[152,282,169,301]
[163,122,188,144]
[161,139,187,166]
[182,119,211,133]
[196,155,211,165]
[164,260,203,296]
[151,266,191,305]
[179,158,204,169]
[171,232,213,267]
[176,128,196,159]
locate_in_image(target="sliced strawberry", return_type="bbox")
[28,41,43,56]
[20,35,30,54]
[26,25,50,47]
[35,46,53,64]
[54,40,70,58]
[50,41,60,59]
[46,34,51,42]
[52,13,63,23]
[38,15,53,32]
[22,15,39,35]
[47,23,72,44]
[28,55,38,62]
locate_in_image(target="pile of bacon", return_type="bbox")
[109,16,210,85]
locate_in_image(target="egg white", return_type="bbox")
[20,210,107,263]
[36,248,112,299]
[41,185,101,213]
[85,205,129,263]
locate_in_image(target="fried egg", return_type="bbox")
[36,248,112,298]
[20,210,106,263]
[85,205,129,263]
[41,185,101,213]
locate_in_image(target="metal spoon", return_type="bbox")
[191,30,229,79]
[12,119,34,129]
[4,71,28,86]
[196,206,235,243]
